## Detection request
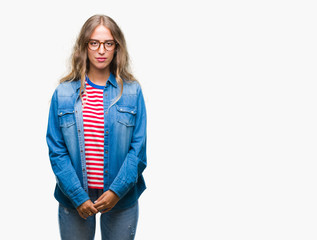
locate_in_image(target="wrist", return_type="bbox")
[109,190,120,199]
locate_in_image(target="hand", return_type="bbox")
[93,190,120,213]
[76,200,98,219]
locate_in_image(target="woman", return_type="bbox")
[46,14,147,240]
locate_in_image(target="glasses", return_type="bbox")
[87,39,117,51]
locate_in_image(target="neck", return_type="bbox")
[87,67,110,86]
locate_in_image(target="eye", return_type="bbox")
[89,41,98,46]
[105,41,114,46]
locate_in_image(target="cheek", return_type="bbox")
[109,50,114,57]
[108,52,116,62]
[87,51,94,62]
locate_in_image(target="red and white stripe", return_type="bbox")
[82,81,104,189]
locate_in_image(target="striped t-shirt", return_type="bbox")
[82,77,105,189]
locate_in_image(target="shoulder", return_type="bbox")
[54,80,80,97]
[122,80,142,95]
[51,80,80,109]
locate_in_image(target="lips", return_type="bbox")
[96,58,106,62]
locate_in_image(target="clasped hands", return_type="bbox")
[76,190,120,219]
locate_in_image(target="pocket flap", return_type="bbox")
[116,105,137,115]
[58,109,75,127]
[58,109,75,116]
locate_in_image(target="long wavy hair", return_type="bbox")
[60,14,136,104]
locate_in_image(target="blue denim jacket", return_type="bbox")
[46,73,147,210]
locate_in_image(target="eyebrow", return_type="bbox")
[89,39,115,41]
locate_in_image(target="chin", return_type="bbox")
[92,63,110,71]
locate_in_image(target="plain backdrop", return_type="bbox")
[0,0,317,239]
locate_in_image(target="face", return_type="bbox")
[87,25,116,73]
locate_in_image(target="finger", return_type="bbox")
[80,208,92,218]
[92,203,104,211]
[79,212,87,220]
[87,204,99,214]
[95,205,105,212]
[96,203,111,211]
[94,197,102,204]
[83,210,95,218]
[101,208,111,214]
[95,193,107,204]
[86,211,94,217]
[77,209,86,219]
[90,207,99,214]
[94,200,105,208]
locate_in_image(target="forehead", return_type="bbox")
[90,25,114,40]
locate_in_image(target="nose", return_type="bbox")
[98,44,106,54]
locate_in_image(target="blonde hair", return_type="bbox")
[60,14,136,104]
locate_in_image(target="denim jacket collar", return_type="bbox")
[72,72,117,92]
[106,72,118,88]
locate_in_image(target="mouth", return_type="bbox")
[96,57,107,62]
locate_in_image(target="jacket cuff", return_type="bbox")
[109,181,131,199]
[69,188,90,208]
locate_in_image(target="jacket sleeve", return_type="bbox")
[46,89,90,208]
[109,85,147,198]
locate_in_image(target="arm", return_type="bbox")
[46,90,90,208]
[109,85,147,199]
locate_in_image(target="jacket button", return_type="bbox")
[105,150,108,154]
[105,131,109,134]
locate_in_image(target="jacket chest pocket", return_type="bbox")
[116,105,137,127]
[58,109,75,128]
